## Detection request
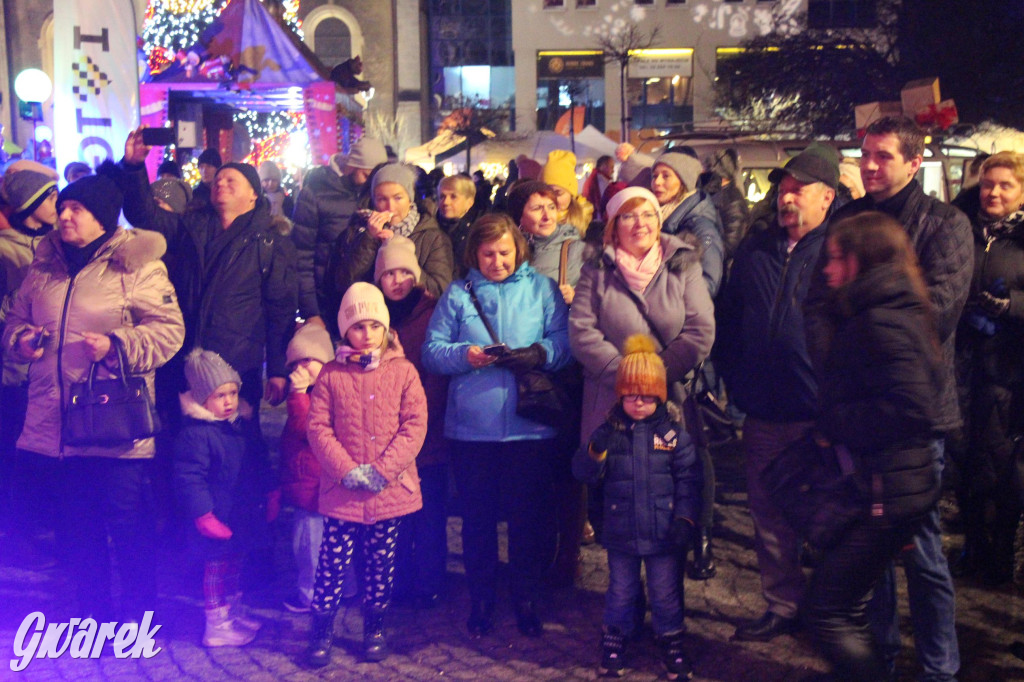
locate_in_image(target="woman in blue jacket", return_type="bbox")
[423,213,571,639]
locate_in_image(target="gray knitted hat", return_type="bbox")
[654,150,703,194]
[184,348,242,405]
[347,137,388,171]
[371,163,416,202]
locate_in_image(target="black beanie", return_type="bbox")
[218,162,263,198]
[57,173,124,233]
[197,148,222,167]
[506,180,552,226]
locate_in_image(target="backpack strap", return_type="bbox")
[558,240,571,287]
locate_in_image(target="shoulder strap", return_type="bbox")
[464,281,501,345]
[558,240,571,287]
[620,284,669,350]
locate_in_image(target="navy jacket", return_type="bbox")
[716,221,827,422]
[662,191,725,297]
[573,403,702,556]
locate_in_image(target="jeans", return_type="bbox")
[293,509,325,605]
[605,550,684,637]
[868,441,960,682]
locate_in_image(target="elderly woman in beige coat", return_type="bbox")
[3,169,185,620]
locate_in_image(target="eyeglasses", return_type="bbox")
[618,211,658,225]
[623,394,658,404]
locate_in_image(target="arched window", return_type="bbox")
[314,17,351,67]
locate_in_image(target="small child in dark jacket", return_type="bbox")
[173,348,279,647]
[573,334,702,680]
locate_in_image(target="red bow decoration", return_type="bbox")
[915,101,959,131]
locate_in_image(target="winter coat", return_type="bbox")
[818,264,944,519]
[661,191,726,297]
[1,228,185,459]
[280,389,320,512]
[422,263,572,443]
[573,402,702,555]
[389,288,449,468]
[173,394,274,527]
[0,226,46,385]
[806,180,973,434]
[290,166,363,318]
[956,210,1024,386]
[569,234,715,442]
[437,204,483,279]
[308,344,427,524]
[715,221,826,422]
[119,162,297,382]
[705,178,750,260]
[527,222,588,288]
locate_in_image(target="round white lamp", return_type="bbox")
[14,69,52,161]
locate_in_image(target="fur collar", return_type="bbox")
[179,390,254,423]
[37,227,167,272]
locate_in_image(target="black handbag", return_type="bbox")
[761,431,866,550]
[64,336,161,446]
[464,281,571,430]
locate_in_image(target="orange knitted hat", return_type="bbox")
[615,334,667,402]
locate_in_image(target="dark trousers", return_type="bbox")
[0,384,29,533]
[63,457,157,620]
[451,439,556,602]
[312,517,402,613]
[804,515,924,682]
[394,462,449,598]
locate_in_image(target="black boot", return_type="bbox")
[467,598,494,637]
[304,611,336,668]
[363,606,388,662]
[688,526,716,580]
[599,626,627,677]
[515,599,543,637]
[658,632,693,680]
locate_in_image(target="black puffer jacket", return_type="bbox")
[806,181,973,434]
[704,176,749,260]
[819,264,944,519]
[290,166,364,319]
[119,162,297,380]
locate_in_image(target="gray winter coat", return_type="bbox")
[569,234,715,441]
[527,222,587,288]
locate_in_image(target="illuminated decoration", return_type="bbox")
[235,110,307,192]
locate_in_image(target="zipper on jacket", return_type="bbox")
[767,249,793,341]
[55,274,79,458]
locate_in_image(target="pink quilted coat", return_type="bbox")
[307,343,427,524]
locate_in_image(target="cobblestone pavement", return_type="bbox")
[1,411,1022,681]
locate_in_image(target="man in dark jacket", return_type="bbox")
[717,148,836,642]
[805,116,970,682]
[119,127,297,414]
[290,137,387,327]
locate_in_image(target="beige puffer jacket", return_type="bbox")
[1,228,185,459]
[0,227,45,385]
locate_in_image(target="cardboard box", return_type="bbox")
[901,77,941,118]
[915,99,959,130]
[855,101,902,131]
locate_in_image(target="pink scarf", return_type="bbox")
[615,242,662,293]
[335,345,382,371]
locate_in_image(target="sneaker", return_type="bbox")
[283,593,312,614]
[659,633,693,680]
[599,627,626,677]
[203,606,256,647]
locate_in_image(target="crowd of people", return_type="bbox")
[0,115,1019,681]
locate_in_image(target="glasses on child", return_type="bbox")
[623,394,658,404]
[618,211,658,225]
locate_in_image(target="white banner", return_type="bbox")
[54,0,140,176]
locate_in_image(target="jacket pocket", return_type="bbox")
[653,497,675,542]
[604,498,633,541]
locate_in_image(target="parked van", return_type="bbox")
[639,135,979,205]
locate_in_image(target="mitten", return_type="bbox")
[195,511,233,540]
[288,364,313,393]
[342,466,371,490]
[588,432,610,462]
[494,342,547,372]
[978,290,1010,317]
[670,517,693,548]
[360,464,388,493]
[265,488,282,523]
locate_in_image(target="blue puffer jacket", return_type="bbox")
[573,402,702,555]
[715,221,827,422]
[422,263,572,442]
[662,191,725,297]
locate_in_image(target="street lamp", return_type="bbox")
[14,69,52,161]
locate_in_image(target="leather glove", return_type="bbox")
[978,290,1010,317]
[342,466,371,490]
[265,488,282,523]
[494,342,547,373]
[588,432,610,462]
[288,364,313,393]
[359,464,388,493]
[670,517,693,548]
[195,511,233,540]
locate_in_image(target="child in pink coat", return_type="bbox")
[304,282,427,667]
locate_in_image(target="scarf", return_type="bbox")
[979,208,1024,241]
[61,229,116,277]
[615,242,663,293]
[335,344,382,371]
[391,203,420,239]
[12,221,53,239]
[658,195,685,224]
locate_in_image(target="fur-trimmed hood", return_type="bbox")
[35,226,167,272]
[179,389,254,423]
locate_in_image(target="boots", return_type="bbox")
[363,607,388,662]
[467,598,494,637]
[514,599,543,637]
[304,611,336,668]
[227,592,261,632]
[658,632,693,680]
[203,605,256,647]
[599,626,626,677]
[688,526,716,580]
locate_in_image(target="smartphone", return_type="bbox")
[141,127,175,146]
[482,343,509,357]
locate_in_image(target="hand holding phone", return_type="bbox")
[141,127,175,147]
[482,343,509,357]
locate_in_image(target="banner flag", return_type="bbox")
[54,0,140,175]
